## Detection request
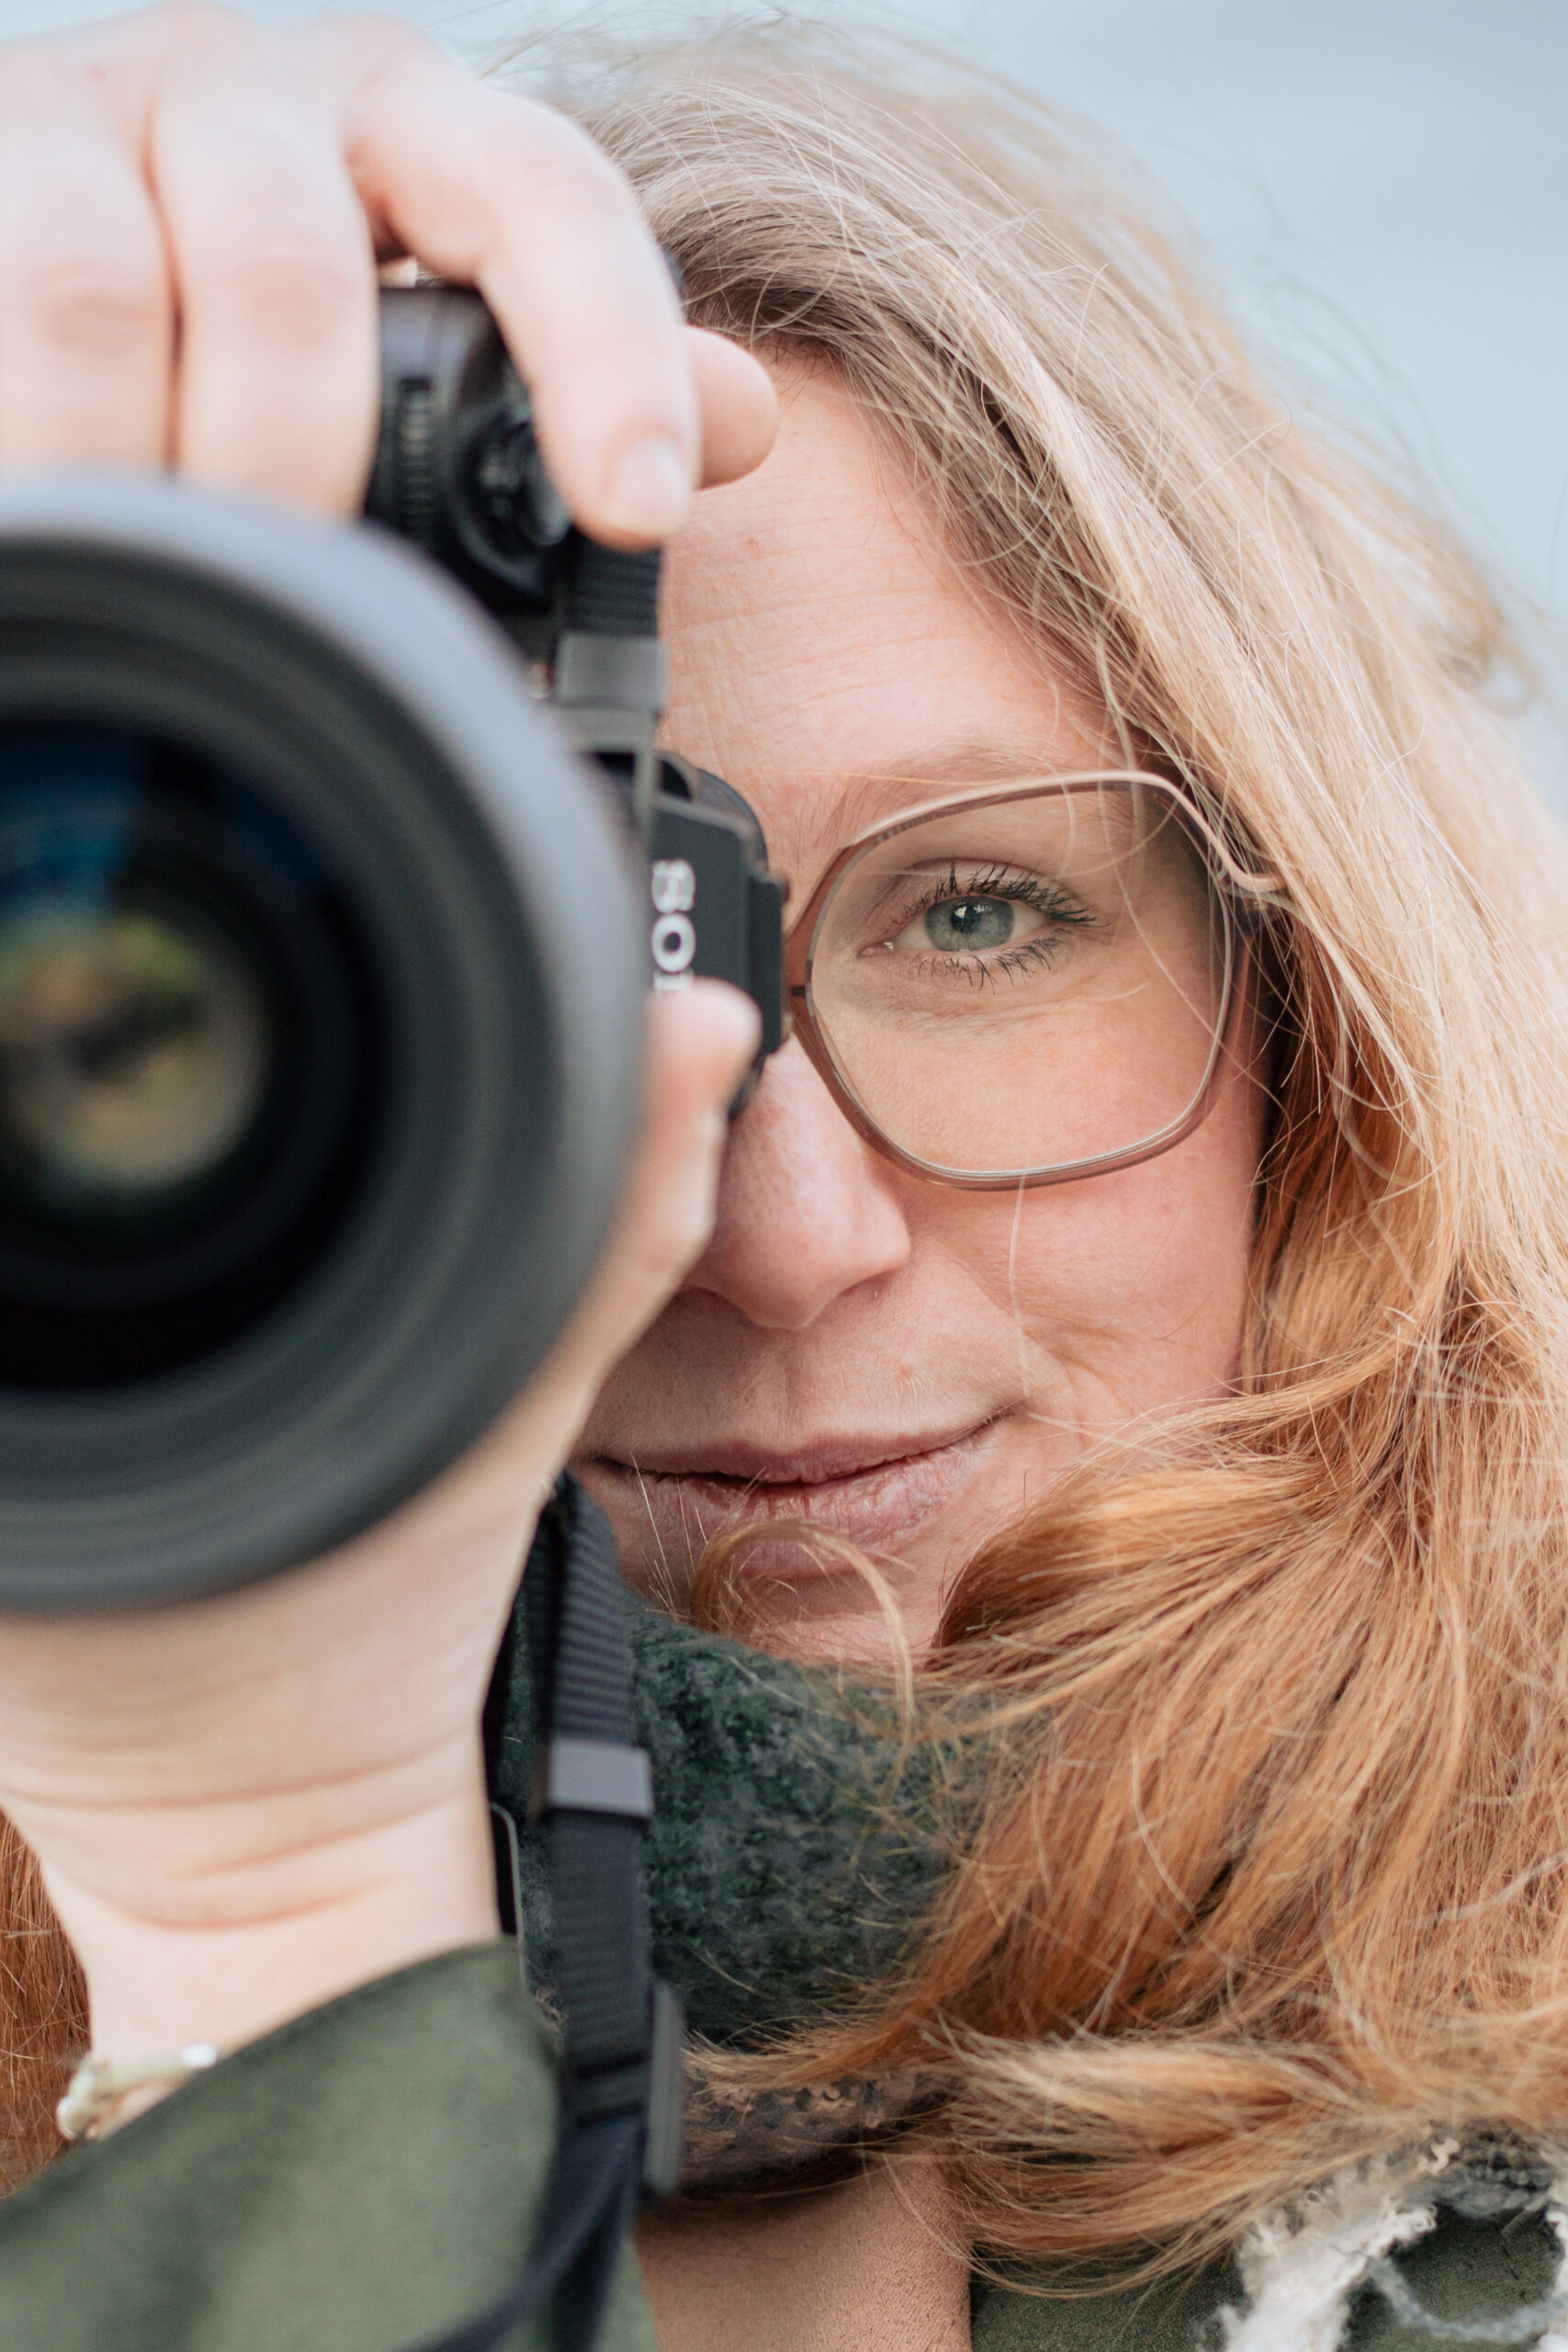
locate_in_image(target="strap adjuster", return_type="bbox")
[530,1735,653,1823]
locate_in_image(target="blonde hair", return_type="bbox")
[6,25,1568,2281]
[563,25,1568,2281]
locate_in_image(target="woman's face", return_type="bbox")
[574,368,1266,1657]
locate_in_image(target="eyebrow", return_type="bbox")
[832,736,1106,827]
[843,738,1098,790]
[786,739,1106,899]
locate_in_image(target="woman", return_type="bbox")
[2,8,1568,2349]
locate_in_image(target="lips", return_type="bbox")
[617,1425,991,1488]
[585,1417,1002,1570]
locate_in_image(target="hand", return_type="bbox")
[0,984,759,2076]
[0,0,775,533]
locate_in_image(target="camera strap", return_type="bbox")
[409,1474,682,2352]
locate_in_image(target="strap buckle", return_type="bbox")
[528,1736,653,1824]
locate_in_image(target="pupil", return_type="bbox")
[927,896,1013,951]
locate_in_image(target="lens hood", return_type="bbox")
[0,476,644,1609]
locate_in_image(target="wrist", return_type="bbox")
[40,1785,500,2071]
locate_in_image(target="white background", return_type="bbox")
[3,0,1565,800]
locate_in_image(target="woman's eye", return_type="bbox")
[887,891,1046,957]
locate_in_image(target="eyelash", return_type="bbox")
[891,864,1096,984]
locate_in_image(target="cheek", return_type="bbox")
[934,1069,1261,1396]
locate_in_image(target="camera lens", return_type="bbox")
[0,724,378,1389]
[0,476,642,1607]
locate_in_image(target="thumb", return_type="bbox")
[538,979,760,1402]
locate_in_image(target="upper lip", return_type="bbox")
[598,1422,995,1487]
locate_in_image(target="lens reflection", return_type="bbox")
[0,723,380,1389]
[807,780,1231,1181]
[0,903,268,1215]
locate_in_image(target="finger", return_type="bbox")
[550,983,761,1386]
[627,980,763,1287]
[0,51,171,469]
[343,37,696,548]
[150,40,378,514]
[689,328,779,489]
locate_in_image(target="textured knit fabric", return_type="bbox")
[969,2157,1568,2346]
[488,1590,955,2050]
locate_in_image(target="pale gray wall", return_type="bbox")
[6,0,1566,797]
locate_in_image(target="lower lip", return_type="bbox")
[592,1421,1000,1575]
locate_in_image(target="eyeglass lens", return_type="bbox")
[806,780,1233,1182]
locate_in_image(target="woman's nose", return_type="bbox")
[682,1038,912,1329]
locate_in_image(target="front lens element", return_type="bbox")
[807,779,1234,1182]
[0,724,381,1386]
[0,902,268,1216]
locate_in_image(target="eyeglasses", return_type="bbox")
[784,771,1253,1189]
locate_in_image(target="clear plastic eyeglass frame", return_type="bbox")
[780,769,1261,1192]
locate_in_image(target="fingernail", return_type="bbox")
[604,435,691,537]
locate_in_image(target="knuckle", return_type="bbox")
[206,240,362,352]
[502,107,632,215]
[313,10,438,92]
[0,48,103,117]
[142,0,240,30]
[126,0,250,60]
[423,79,631,223]
[460,119,642,281]
[16,252,164,359]
[330,10,435,60]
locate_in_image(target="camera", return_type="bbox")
[0,285,784,1609]
[369,287,785,1046]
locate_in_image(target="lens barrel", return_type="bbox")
[0,476,643,1608]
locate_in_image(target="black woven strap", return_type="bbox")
[407,1476,682,2352]
[524,1482,655,2115]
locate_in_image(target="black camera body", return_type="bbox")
[0,287,783,1609]
[369,288,784,1079]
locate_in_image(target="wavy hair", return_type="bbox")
[563,24,1568,2280]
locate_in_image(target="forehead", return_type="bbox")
[658,365,1107,896]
